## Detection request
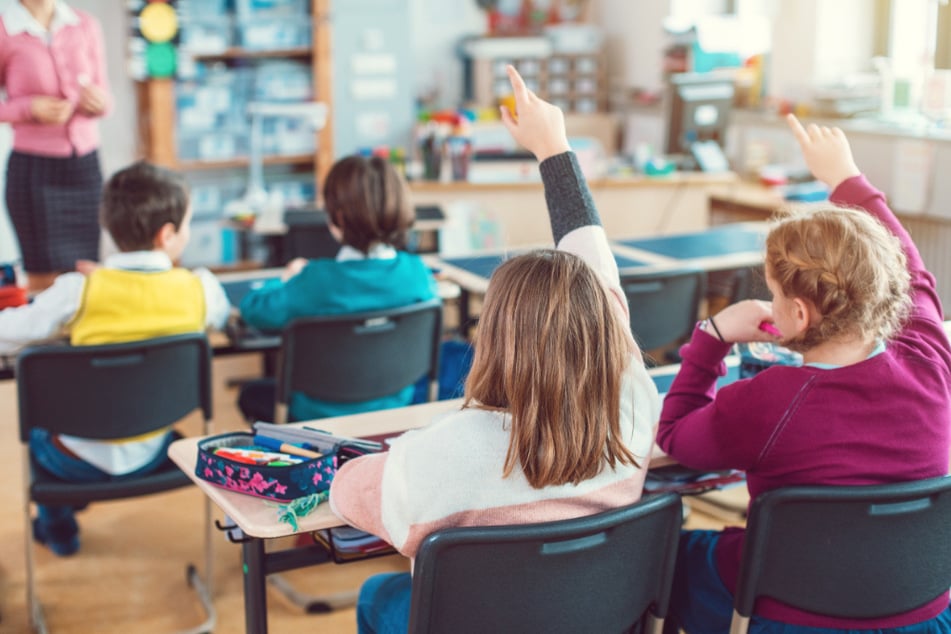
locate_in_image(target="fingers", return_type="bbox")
[506,64,532,105]
[499,104,517,135]
[788,113,848,144]
[786,113,809,145]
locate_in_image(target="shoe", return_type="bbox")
[32,516,80,557]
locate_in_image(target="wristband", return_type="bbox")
[706,315,726,342]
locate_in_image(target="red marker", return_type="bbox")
[759,322,781,337]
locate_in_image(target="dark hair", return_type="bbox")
[100,161,190,252]
[322,155,414,253]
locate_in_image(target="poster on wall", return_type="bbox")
[126,0,179,80]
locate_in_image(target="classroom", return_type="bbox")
[1,0,950,633]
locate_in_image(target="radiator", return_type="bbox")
[904,216,951,318]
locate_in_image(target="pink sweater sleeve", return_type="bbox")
[0,28,34,123]
[328,453,394,545]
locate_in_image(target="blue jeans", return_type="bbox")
[357,572,412,634]
[669,530,951,634]
[30,428,174,530]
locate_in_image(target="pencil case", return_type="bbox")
[195,431,369,502]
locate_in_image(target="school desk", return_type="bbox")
[427,245,655,332]
[609,221,768,273]
[167,359,741,634]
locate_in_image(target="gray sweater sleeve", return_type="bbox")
[538,151,602,244]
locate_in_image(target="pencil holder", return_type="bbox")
[195,431,338,502]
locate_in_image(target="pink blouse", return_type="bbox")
[0,3,112,157]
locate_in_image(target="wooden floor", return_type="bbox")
[0,353,737,633]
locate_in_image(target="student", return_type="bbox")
[329,65,661,634]
[0,161,231,556]
[657,116,951,632]
[236,155,437,422]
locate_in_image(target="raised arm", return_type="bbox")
[499,65,638,356]
[787,114,944,328]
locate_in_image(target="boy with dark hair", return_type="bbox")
[0,160,230,556]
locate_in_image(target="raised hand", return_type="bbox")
[498,65,570,162]
[30,96,73,125]
[786,114,860,190]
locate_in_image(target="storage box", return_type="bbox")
[237,18,312,50]
[234,0,309,18]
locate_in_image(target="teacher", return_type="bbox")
[0,0,111,292]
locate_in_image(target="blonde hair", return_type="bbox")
[765,205,911,351]
[463,250,639,489]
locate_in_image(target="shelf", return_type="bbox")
[176,154,315,171]
[190,47,313,61]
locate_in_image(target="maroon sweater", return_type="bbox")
[657,175,951,627]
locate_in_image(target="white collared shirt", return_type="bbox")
[335,243,398,262]
[0,252,231,355]
[2,1,78,40]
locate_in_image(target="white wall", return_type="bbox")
[409,0,485,108]
[591,0,670,96]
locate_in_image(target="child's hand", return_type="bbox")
[282,257,308,281]
[498,65,571,162]
[786,114,860,190]
[705,300,776,343]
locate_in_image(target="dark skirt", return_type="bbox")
[5,150,102,273]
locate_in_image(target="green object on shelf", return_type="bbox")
[145,42,176,78]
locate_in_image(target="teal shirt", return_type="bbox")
[240,251,438,420]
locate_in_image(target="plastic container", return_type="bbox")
[237,18,312,50]
[234,0,309,18]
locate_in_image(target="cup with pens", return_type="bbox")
[195,425,383,502]
[445,135,472,181]
[420,133,443,181]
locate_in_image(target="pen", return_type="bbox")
[252,434,323,459]
[759,322,781,337]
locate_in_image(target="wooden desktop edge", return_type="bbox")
[169,397,677,540]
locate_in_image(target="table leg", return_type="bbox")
[243,538,269,634]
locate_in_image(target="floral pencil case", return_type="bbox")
[195,431,370,502]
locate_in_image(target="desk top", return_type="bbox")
[429,223,769,295]
[218,268,285,308]
[611,222,768,273]
[432,248,649,294]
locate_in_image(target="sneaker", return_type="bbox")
[32,516,80,557]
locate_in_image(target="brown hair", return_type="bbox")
[765,205,911,351]
[463,250,639,489]
[323,155,414,254]
[100,161,189,252]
